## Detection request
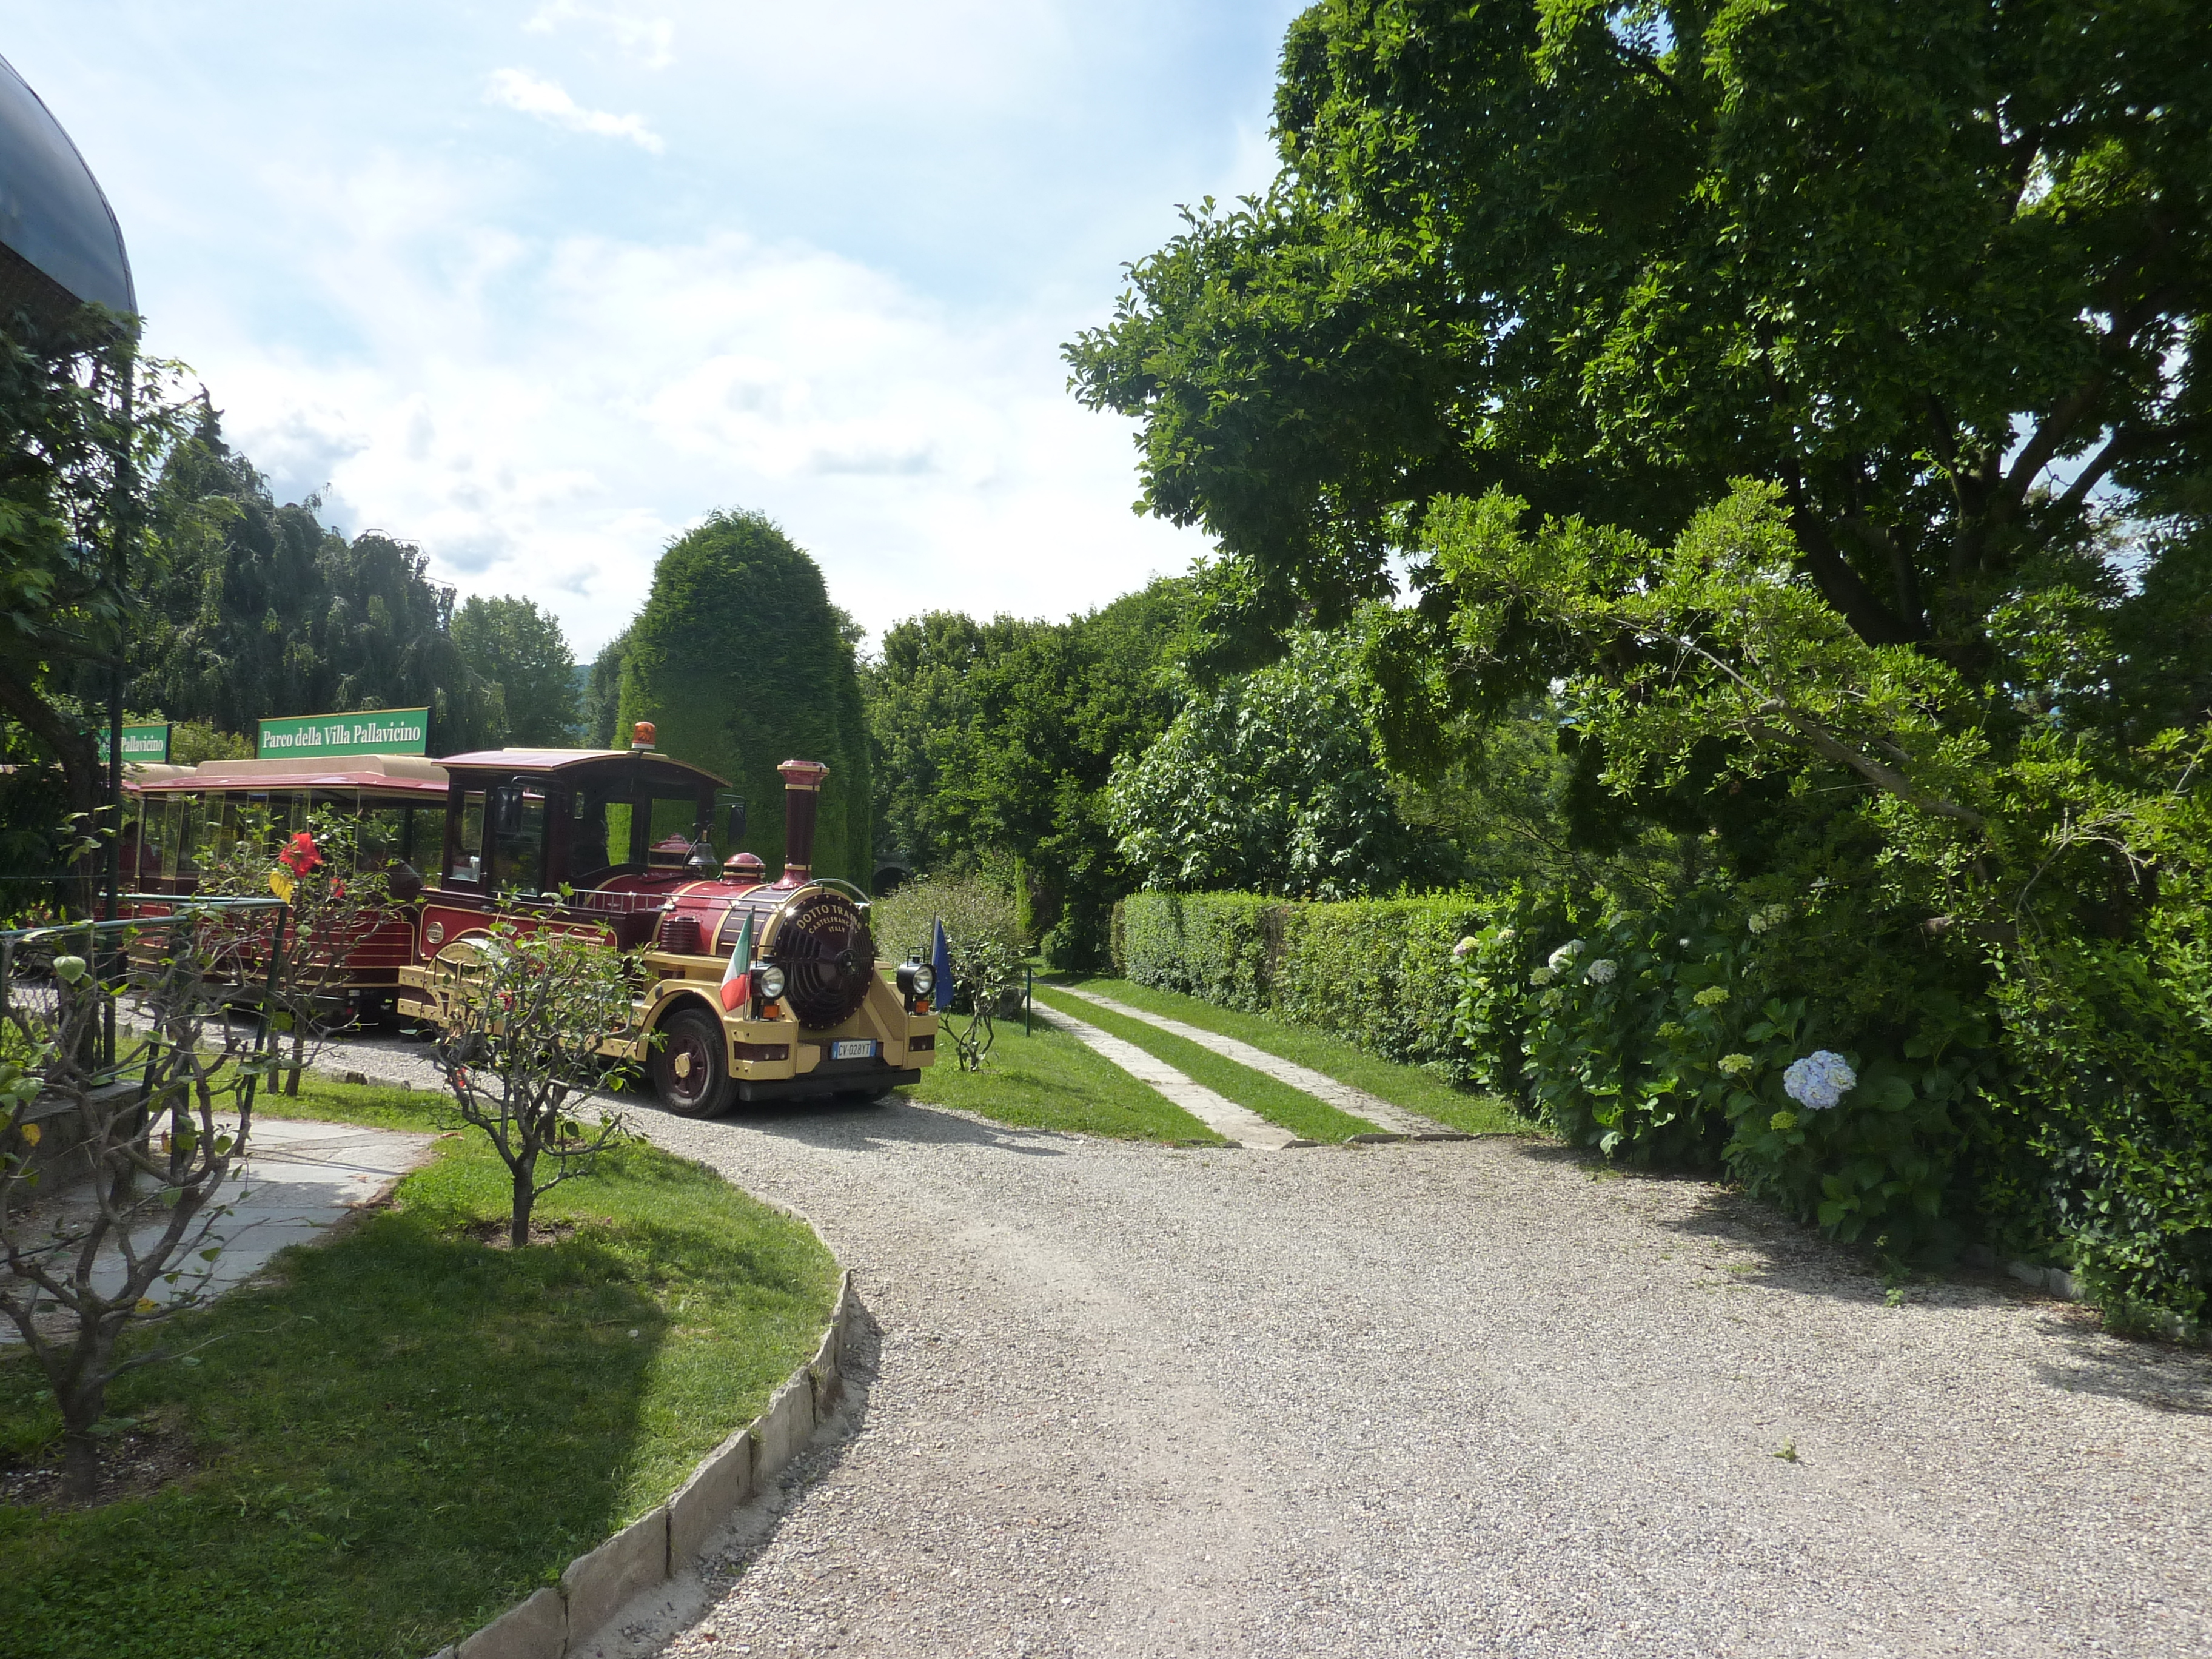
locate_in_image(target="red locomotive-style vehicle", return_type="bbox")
[397,725,938,1116]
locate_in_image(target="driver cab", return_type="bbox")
[431,741,726,908]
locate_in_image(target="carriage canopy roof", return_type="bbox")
[434,748,730,791]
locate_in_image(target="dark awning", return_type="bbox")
[0,52,134,319]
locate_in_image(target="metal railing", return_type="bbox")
[1,897,290,1079]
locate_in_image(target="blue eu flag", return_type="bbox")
[931,919,953,1013]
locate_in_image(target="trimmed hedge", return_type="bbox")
[1115,891,1492,1081]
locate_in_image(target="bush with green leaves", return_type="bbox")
[873,872,1027,1017]
[1127,868,2209,1321]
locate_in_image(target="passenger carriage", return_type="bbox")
[123,754,447,1024]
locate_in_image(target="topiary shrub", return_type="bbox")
[617,511,872,885]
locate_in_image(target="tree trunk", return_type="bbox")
[510,1153,537,1248]
[59,1376,107,1503]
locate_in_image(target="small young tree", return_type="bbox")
[429,921,634,1247]
[0,907,277,1500]
[197,805,397,1093]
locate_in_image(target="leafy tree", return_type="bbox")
[1067,0,2211,717]
[452,595,579,748]
[0,306,192,838]
[885,580,1195,964]
[167,720,250,765]
[865,611,1051,875]
[136,411,504,752]
[618,510,872,883]
[581,625,632,749]
[1108,628,1456,898]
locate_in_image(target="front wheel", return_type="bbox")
[652,1007,731,1118]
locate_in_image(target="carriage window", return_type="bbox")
[448,791,486,886]
[358,802,410,868]
[156,800,176,882]
[206,797,243,866]
[489,787,548,896]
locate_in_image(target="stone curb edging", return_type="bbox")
[430,1269,861,1659]
[1964,1245,2202,1345]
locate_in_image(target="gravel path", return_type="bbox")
[623,1097,2210,1659]
[295,1030,2211,1655]
[1047,984,1446,1138]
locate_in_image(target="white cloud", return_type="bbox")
[525,1,677,71]
[190,159,1208,654]
[484,67,665,153]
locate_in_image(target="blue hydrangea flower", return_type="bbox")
[1783,1050,1857,1110]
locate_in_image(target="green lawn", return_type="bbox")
[1029,984,1380,1142]
[1046,974,1533,1138]
[907,1014,1225,1145]
[0,1075,837,1659]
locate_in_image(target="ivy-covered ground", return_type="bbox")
[0,1076,837,1659]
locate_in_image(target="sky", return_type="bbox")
[1,1,1306,657]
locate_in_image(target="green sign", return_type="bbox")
[94,723,172,765]
[256,707,430,759]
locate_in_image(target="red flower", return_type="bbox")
[279,831,323,876]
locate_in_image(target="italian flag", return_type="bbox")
[719,913,754,1013]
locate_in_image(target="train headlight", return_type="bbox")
[755,963,787,1002]
[896,959,936,1009]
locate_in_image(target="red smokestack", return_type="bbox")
[777,759,830,885]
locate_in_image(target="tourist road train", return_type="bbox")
[121,727,938,1116]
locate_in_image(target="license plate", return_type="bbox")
[831,1039,877,1061]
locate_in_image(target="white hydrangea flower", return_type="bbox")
[1547,939,1585,970]
[1717,1052,1755,1076]
[1748,902,1790,934]
[1782,1050,1857,1111]
[1586,958,1618,985]
[1530,965,1556,986]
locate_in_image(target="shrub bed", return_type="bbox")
[1116,887,2210,1330]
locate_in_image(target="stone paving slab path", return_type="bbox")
[2,1117,436,1330]
[1047,983,1450,1138]
[628,1096,2212,1659]
[1027,1004,1305,1151]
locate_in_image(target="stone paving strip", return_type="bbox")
[2,1118,437,1338]
[1026,1003,1308,1151]
[1048,982,1459,1139]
